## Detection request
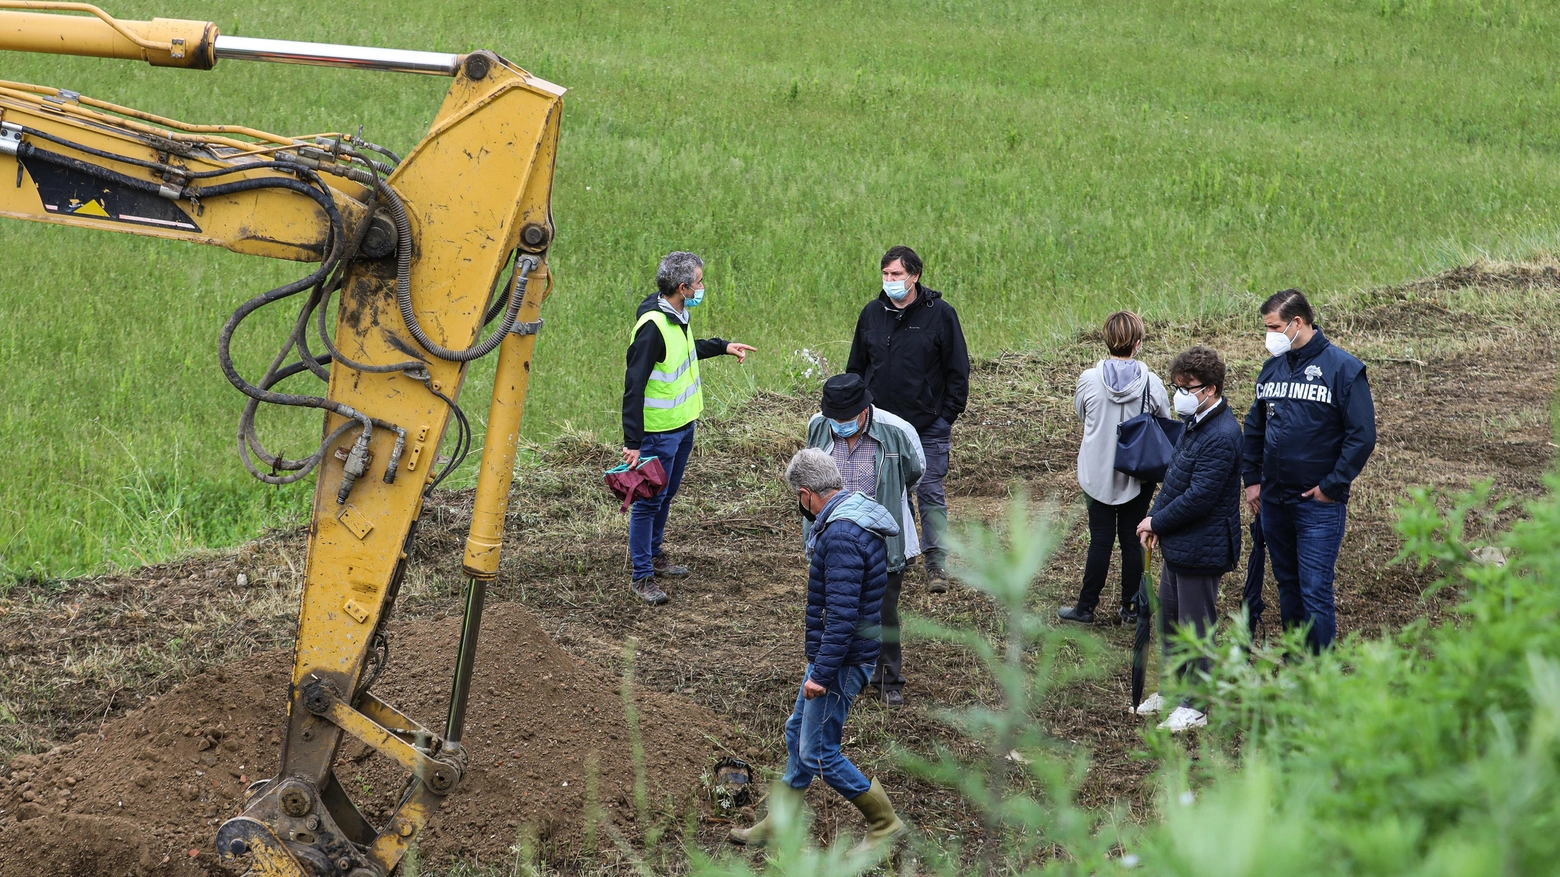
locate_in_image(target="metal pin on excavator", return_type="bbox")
[0,4,564,874]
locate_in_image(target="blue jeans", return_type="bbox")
[1261,496,1348,653]
[780,663,874,799]
[628,422,695,581]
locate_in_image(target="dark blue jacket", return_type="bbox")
[1242,329,1376,504]
[1150,400,1244,577]
[805,492,898,689]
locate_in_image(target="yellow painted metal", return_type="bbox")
[463,265,550,578]
[0,11,565,872]
[0,3,216,68]
[322,697,447,782]
[356,691,426,735]
[0,93,371,260]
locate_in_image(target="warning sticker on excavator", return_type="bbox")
[22,157,201,231]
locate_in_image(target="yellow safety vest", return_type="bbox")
[634,309,703,432]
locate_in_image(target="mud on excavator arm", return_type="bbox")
[0,5,564,875]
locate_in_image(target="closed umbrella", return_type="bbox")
[1241,514,1266,640]
[1131,544,1157,712]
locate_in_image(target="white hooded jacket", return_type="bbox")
[1074,359,1170,505]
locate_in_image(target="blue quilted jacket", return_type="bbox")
[805,491,898,689]
[1149,400,1244,577]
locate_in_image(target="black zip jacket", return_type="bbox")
[844,285,970,434]
[622,294,728,449]
[1242,328,1376,504]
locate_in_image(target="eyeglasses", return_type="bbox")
[1175,384,1206,393]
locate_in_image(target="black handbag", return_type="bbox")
[1114,384,1183,482]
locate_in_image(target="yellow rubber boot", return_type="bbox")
[847,778,906,856]
[729,783,806,847]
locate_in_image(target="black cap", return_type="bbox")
[820,374,871,420]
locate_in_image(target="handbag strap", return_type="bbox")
[1140,381,1150,415]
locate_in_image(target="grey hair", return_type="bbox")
[656,251,705,297]
[785,448,843,495]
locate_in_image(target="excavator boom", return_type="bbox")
[0,5,563,875]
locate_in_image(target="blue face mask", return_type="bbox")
[883,280,909,301]
[684,285,705,308]
[830,417,860,438]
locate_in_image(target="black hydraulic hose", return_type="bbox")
[423,380,471,494]
[377,178,538,362]
[293,285,333,384]
[20,126,167,172]
[212,175,349,410]
[17,143,165,195]
[356,139,402,165]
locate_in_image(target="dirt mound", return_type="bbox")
[0,603,729,875]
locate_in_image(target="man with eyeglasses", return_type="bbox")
[804,374,923,707]
[1242,289,1376,653]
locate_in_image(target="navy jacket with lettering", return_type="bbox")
[1242,328,1377,504]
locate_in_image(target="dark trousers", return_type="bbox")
[1075,490,1154,613]
[627,422,696,580]
[1158,565,1222,683]
[1262,497,1348,653]
[869,570,905,693]
[912,417,951,570]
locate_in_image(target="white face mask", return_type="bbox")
[1174,388,1202,417]
[1265,321,1297,357]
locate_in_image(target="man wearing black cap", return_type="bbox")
[805,373,924,706]
[846,245,970,592]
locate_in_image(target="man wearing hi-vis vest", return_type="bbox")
[621,251,756,605]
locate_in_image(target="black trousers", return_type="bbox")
[869,570,905,692]
[1075,490,1154,613]
[1159,565,1222,685]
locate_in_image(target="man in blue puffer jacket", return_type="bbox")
[730,449,907,856]
[1242,289,1376,654]
[1136,346,1244,733]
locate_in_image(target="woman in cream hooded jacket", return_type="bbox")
[1061,340,1170,624]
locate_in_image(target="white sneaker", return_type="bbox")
[1134,692,1165,716]
[1158,706,1208,732]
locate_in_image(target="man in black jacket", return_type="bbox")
[846,246,970,592]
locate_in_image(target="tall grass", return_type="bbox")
[6,0,1560,573]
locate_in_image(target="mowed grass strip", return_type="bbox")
[4,0,1559,576]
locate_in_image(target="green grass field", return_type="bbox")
[3,0,1559,577]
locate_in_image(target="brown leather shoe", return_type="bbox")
[928,567,950,594]
[630,577,670,605]
[652,555,690,578]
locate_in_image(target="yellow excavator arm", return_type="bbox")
[0,4,563,875]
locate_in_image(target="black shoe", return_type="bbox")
[630,577,670,605]
[1057,606,1095,624]
[927,567,950,594]
[1119,608,1138,626]
[881,689,905,708]
[652,555,690,578]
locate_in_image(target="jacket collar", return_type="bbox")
[814,490,850,530]
[657,295,689,325]
[1284,326,1331,367]
[876,284,940,316]
[1186,398,1228,431]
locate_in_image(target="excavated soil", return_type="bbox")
[0,604,729,875]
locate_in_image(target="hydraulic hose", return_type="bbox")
[377,178,538,362]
